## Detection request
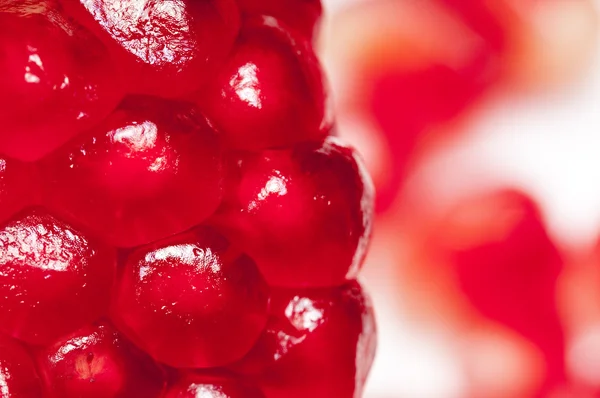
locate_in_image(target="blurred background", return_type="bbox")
[318,0,600,397]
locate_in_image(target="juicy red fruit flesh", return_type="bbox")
[199,16,331,150]
[164,373,264,398]
[41,96,224,248]
[0,0,377,395]
[60,0,241,97]
[0,158,38,224]
[0,210,115,345]
[0,335,43,397]
[112,226,269,368]
[0,1,123,161]
[37,322,165,398]
[231,281,377,398]
[212,137,374,288]
[237,0,323,40]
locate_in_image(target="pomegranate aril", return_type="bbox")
[236,0,323,41]
[0,334,43,397]
[198,15,331,150]
[232,281,376,398]
[0,158,37,224]
[165,373,264,398]
[0,209,115,345]
[0,1,123,161]
[41,96,224,248]
[212,137,374,288]
[60,0,240,97]
[431,189,566,390]
[112,226,269,368]
[37,322,165,398]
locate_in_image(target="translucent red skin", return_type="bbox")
[40,97,224,248]
[164,373,265,398]
[112,226,269,368]
[211,137,374,288]
[199,16,331,150]
[0,335,43,398]
[0,158,39,225]
[0,211,115,345]
[231,281,377,398]
[37,322,165,398]
[236,0,322,40]
[0,2,123,161]
[432,190,565,392]
[0,0,377,394]
[59,0,240,98]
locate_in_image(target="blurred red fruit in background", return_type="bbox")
[323,0,499,211]
[323,0,598,211]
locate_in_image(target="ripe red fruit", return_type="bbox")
[112,226,269,368]
[0,211,115,344]
[212,137,373,288]
[231,281,377,398]
[60,0,240,97]
[41,97,224,248]
[37,322,165,398]
[237,0,323,40]
[0,1,123,161]
[164,373,264,398]
[431,189,566,391]
[0,210,115,345]
[198,16,331,150]
[0,335,43,397]
[0,157,38,224]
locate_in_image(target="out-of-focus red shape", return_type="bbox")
[324,0,498,211]
[428,189,566,395]
[438,0,599,90]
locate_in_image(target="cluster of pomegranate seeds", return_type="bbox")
[430,189,566,393]
[0,0,376,396]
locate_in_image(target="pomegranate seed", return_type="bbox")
[37,322,165,398]
[231,281,377,398]
[112,226,269,368]
[41,96,224,247]
[0,334,43,397]
[212,137,374,287]
[431,189,566,391]
[0,0,376,393]
[198,16,331,150]
[60,0,240,97]
[0,210,115,345]
[0,157,38,224]
[0,1,123,161]
[237,0,323,41]
[164,373,264,398]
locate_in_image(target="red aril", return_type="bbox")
[37,322,165,398]
[164,373,264,398]
[211,137,374,288]
[0,0,123,161]
[0,210,115,345]
[236,0,322,41]
[232,281,376,398]
[59,0,240,97]
[0,334,43,397]
[198,16,331,150]
[112,226,269,368]
[41,96,224,248]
